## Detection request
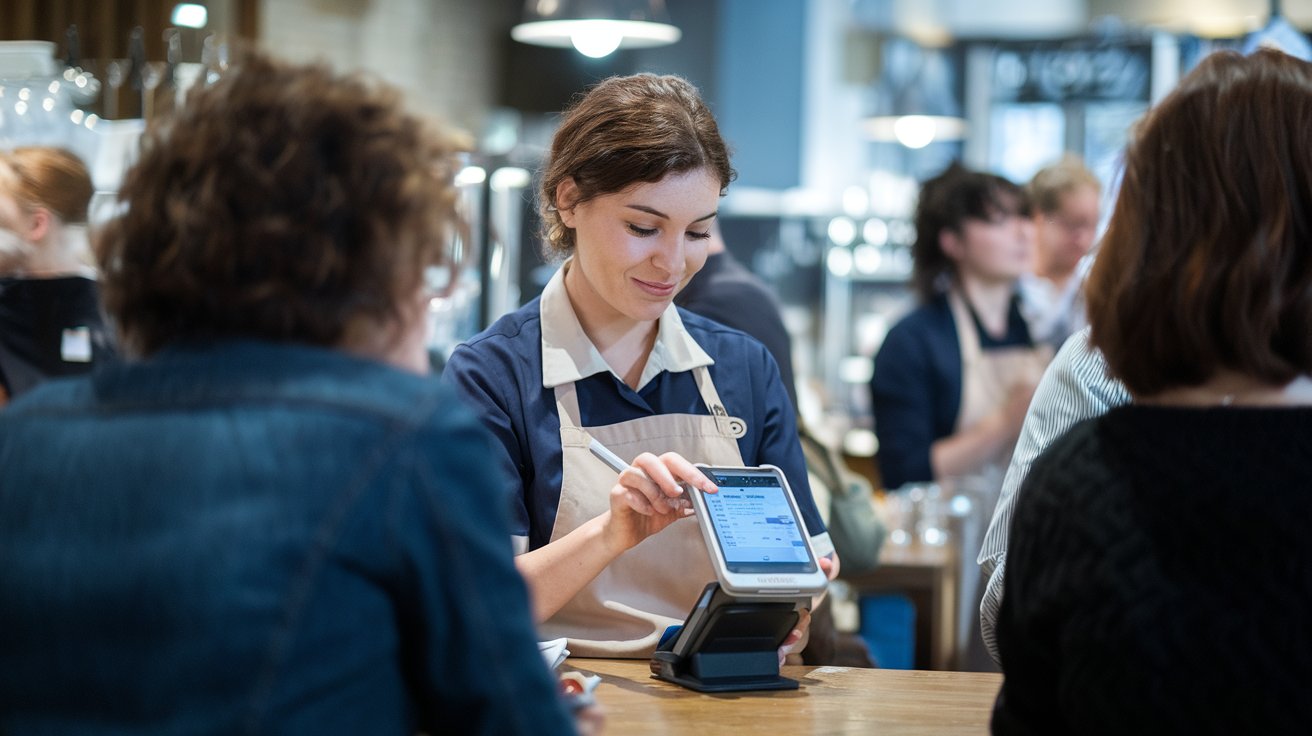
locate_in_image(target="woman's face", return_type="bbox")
[559,168,721,325]
[944,211,1034,284]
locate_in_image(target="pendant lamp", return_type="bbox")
[511,0,682,59]
[863,38,967,149]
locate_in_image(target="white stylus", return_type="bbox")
[588,437,629,475]
[588,437,690,509]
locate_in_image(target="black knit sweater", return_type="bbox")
[993,405,1312,735]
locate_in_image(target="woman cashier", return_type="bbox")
[444,73,835,658]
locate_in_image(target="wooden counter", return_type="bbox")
[568,659,1001,735]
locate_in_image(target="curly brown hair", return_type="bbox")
[1086,49,1312,396]
[96,50,466,357]
[538,73,734,258]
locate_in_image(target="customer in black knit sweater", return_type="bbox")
[993,48,1312,735]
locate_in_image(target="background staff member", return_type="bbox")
[444,73,835,659]
[870,164,1050,494]
[674,219,799,413]
[0,147,116,406]
[1020,155,1102,350]
[869,164,1051,670]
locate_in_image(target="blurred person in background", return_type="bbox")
[976,157,1110,657]
[1019,155,1102,350]
[976,327,1131,663]
[869,164,1051,495]
[0,146,116,407]
[444,73,836,660]
[993,48,1312,733]
[674,219,799,412]
[0,51,575,735]
[868,163,1052,671]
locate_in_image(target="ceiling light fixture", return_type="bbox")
[511,0,681,59]
[171,3,208,29]
[863,37,968,148]
[864,115,968,150]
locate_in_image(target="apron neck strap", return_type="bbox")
[555,381,584,430]
[948,289,983,368]
[692,363,740,437]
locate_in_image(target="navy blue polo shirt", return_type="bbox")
[443,263,829,556]
[869,291,1034,490]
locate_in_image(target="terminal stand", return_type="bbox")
[650,582,809,693]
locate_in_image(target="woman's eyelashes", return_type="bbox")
[624,223,712,241]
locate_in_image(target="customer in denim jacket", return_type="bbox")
[0,52,574,736]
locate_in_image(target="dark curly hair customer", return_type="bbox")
[98,51,463,360]
[0,50,575,735]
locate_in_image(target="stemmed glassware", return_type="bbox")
[103,58,127,119]
[140,61,167,121]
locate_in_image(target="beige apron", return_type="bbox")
[947,288,1052,670]
[540,365,748,658]
[948,289,1053,482]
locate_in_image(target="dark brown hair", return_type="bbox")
[0,146,94,224]
[1086,49,1312,396]
[538,73,735,257]
[97,51,466,357]
[911,162,1029,302]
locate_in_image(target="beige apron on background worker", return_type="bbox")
[947,288,1051,670]
[948,289,1053,489]
[541,366,747,658]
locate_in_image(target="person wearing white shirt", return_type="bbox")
[976,326,1131,662]
[1019,156,1102,351]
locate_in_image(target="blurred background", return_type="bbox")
[2,0,1308,463]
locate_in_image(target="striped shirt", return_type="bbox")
[977,327,1132,662]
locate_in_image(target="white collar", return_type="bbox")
[539,258,714,390]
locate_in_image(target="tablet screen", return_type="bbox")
[701,470,817,574]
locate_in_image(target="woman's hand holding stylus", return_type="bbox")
[603,451,718,555]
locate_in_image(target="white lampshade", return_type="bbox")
[511,0,681,58]
[863,115,968,149]
[862,38,967,148]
